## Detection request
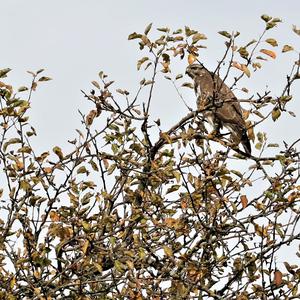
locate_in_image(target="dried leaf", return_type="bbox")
[192,33,207,43]
[282,45,294,53]
[137,57,149,70]
[188,53,196,65]
[144,23,152,35]
[241,195,248,208]
[292,25,300,36]
[128,32,142,40]
[260,49,276,59]
[274,270,283,286]
[265,38,278,47]
[241,64,251,77]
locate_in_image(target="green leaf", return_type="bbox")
[238,47,249,59]
[261,14,272,22]
[218,31,231,39]
[18,86,29,92]
[272,108,281,121]
[0,68,12,78]
[77,166,88,174]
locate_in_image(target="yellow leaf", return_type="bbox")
[188,53,196,65]
[163,246,173,257]
[82,240,89,254]
[241,64,251,77]
[260,49,276,59]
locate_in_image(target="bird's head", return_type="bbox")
[185,63,206,79]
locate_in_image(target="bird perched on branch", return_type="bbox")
[186,63,251,155]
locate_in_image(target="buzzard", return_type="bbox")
[186,63,251,155]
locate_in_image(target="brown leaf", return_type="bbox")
[241,195,248,208]
[282,45,294,53]
[274,270,283,286]
[260,49,276,59]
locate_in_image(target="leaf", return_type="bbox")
[18,86,28,92]
[53,146,64,160]
[166,185,180,194]
[241,64,251,77]
[272,108,281,121]
[38,76,52,82]
[265,38,278,47]
[3,138,22,152]
[175,74,183,80]
[261,14,272,22]
[157,27,170,33]
[82,240,89,254]
[91,80,100,89]
[241,195,248,208]
[274,270,283,286]
[163,246,173,257]
[144,23,152,35]
[282,45,294,53]
[128,32,142,40]
[188,53,196,65]
[192,33,207,43]
[49,211,60,222]
[77,166,88,174]
[238,47,249,59]
[218,31,231,38]
[0,68,12,78]
[181,82,194,89]
[292,25,300,36]
[137,57,149,70]
[260,49,276,59]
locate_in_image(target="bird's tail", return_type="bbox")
[241,129,251,155]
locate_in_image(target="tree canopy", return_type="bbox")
[0,15,300,299]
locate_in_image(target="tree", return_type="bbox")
[0,15,300,300]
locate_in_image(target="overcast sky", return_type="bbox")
[2,0,300,153]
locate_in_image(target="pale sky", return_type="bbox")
[2,0,300,153]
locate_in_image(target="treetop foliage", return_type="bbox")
[0,14,300,299]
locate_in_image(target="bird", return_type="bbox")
[186,63,251,155]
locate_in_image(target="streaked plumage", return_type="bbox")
[186,63,251,154]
